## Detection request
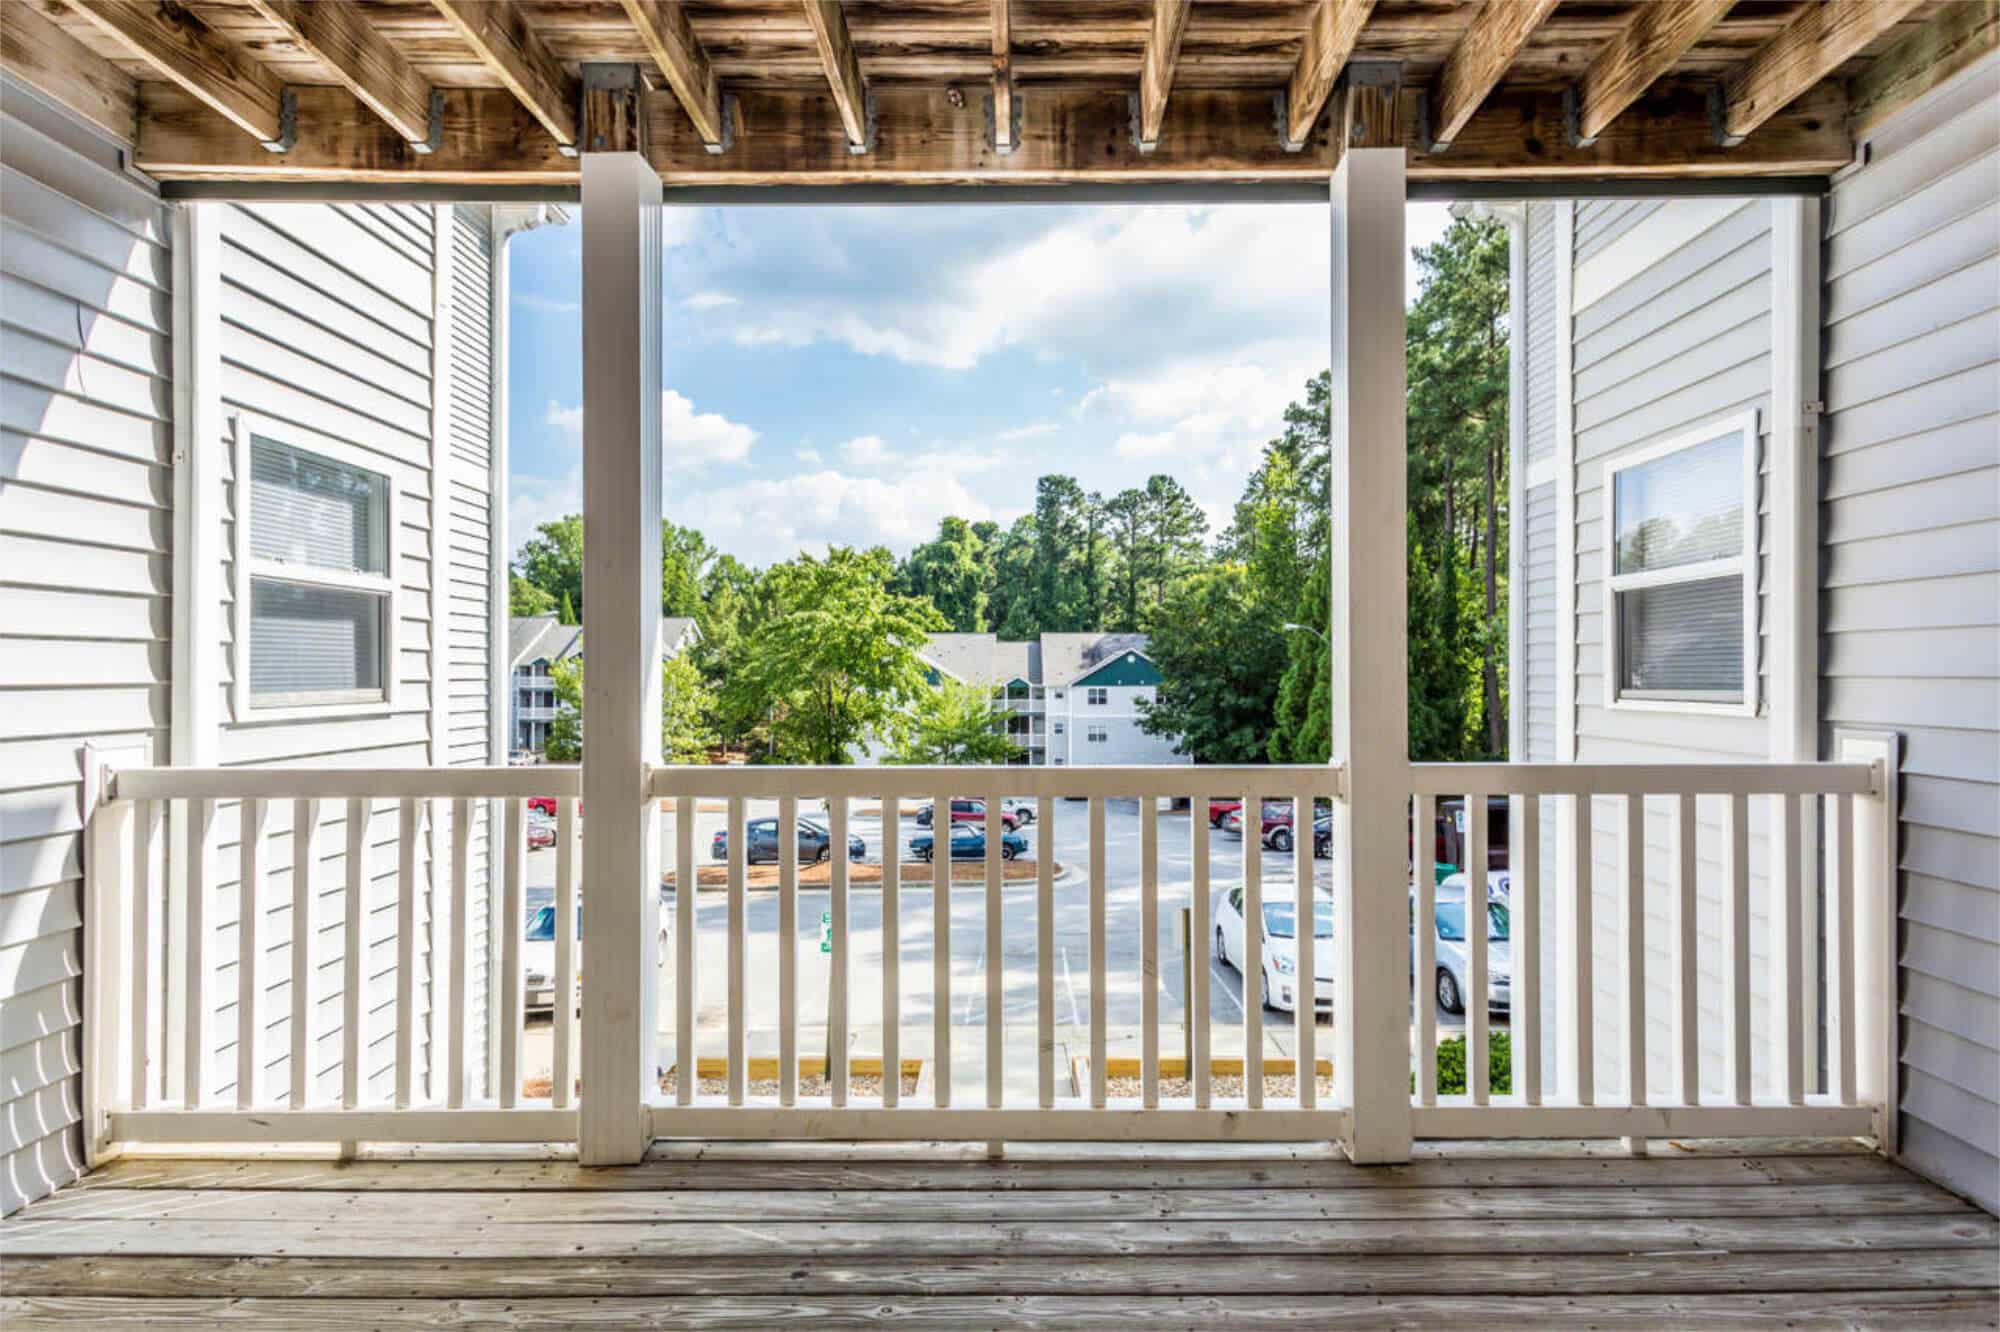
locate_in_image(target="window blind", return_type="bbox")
[250,580,384,697]
[1618,575,1743,697]
[1612,431,1743,575]
[250,438,388,575]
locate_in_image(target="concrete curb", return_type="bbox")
[662,861,1082,896]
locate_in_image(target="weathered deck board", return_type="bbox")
[6,1290,2000,1330]
[4,1150,1992,1329]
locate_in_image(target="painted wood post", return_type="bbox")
[1839,729,1900,1155]
[578,146,664,1165]
[1328,141,1413,1164]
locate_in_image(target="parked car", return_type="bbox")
[998,797,1036,824]
[1431,795,1510,874]
[1412,884,1512,1015]
[1437,868,1512,900]
[1313,813,1332,859]
[523,902,580,1014]
[910,823,1028,862]
[916,798,1021,832]
[1221,800,1302,851]
[1213,886,1334,1015]
[526,796,581,820]
[712,817,865,865]
[526,815,557,850]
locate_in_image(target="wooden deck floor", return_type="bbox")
[2,1143,1995,1328]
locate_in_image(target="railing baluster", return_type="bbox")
[830,796,850,1108]
[1190,798,1210,1109]
[1036,797,1054,1109]
[1726,792,1751,1106]
[1088,795,1107,1109]
[1777,792,1806,1105]
[132,799,160,1111]
[553,797,578,1108]
[237,797,267,1110]
[1467,793,1488,1106]
[342,799,369,1110]
[1415,793,1436,1106]
[675,795,695,1107]
[726,794,747,1107]
[1517,793,1540,1106]
[1242,790,1262,1109]
[290,799,321,1109]
[882,796,900,1109]
[499,798,523,1109]
[933,787,951,1109]
[984,798,1002,1110]
[1620,793,1645,1116]
[1571,794,1594,1106]
[1293,789,1315,1110]
[185,792,214,1104]
[1674,793,1698,1106]
[778,794,798,1107]
[1140,794,1159,1109]
[447,797,471,1109]
[395,798,420,1108]
[1830,792,1856,1106]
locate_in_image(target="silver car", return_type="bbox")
[1412,882,1511,1016]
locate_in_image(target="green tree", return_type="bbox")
[543,657,584,762]
[1029,475,1091,631]
[558,589,578,625]
[659,651,719,763]
[661,520,714,619]
[1136,474,1209,611]
[1268,547,1331,764]
[897,516,990,631]
[510,574,555,618]
[1408,520,1473,762]
[724,547,945,764]
[986,515,1040,639]
[515,515,584,618]
[886,680,1021,765]
[1136,563,1287,763]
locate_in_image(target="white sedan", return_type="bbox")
[523,902,580,1014]
[1213,886,1334,1015]
[1414,883,1511,1016]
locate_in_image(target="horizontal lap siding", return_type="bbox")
[1524,205,1557,466]
[0,100,171,1215]
[1821,57,2000,1214]
[210,203,442,1108]
[1568,198,1777,1102]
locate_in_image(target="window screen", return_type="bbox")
[249,581,384,697]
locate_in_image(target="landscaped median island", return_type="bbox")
[660,1056,924,1101]
[662,858,1061,891]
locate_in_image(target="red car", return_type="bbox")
[1222,799,1300,850]
[916,798,1020,832]
[1209,796,1288,829]
[526,797,580,819]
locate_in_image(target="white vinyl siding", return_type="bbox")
[1522,481,1557,761]
[0,95,172,1214]
[1821,57,1999,1214]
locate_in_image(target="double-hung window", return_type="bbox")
[1085,724,1108,744]
[1086,687,1108,706]
[1603,413,1756,711]
[238,431,396,712]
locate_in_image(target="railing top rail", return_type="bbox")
[1407,760,1877,798]
[648,763,1346,801]
[111,766,581,801]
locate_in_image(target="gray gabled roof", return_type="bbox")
[510,615,698,671]
[919,631,1145,686]
[1040,632,1153,686]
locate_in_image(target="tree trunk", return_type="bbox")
[1483,434,1502,757]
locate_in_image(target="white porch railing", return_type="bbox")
[82,766,582,1157]
[82,753,1895,1160]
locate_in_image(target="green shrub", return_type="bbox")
[1422,1031,1512,1095]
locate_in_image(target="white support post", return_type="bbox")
[1329,144,1412,1165]
[578,150,664,1166]
[1839,730,1900,1156]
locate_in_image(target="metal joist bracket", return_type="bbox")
[849,90,876,155]
[1129,92,1157,154]
[1709,85,1745,148]
[1274,90,1304,153]
[260,88,297,154]
[984,88,1021,156]
[410,88,445,156]
[705,96,737,156]
[1563,86,1596,149]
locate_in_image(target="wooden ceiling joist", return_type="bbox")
[1,1,137,146]
[1135,0,1193,152]
[1425,0,1560,153]
[61,0,291,149]
[801,0,870,152]
[242,0,436,151]
[1566,0,1737,148]
[1284,0,1379,151]
[619,0,728,153]
[1716,0,1929,145]
[429,0,578,153]
[991,0,1014,155]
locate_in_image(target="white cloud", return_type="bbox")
[994,422,1059,442]
[796,448,823,465]
[543,391,758,470]
[684,290,737,310]
[696,460,1009,566]
[508,465,579,555]
[838,434,896,465]
[516,292,578,315]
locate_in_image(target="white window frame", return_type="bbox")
[1086,686,1108,706]
[1601,409,1759,717]
[1086,724,1108,744]
[230,415,402,721]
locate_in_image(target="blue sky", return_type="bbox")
[506,202,1451,568]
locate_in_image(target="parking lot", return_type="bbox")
[521,797,1507,1075]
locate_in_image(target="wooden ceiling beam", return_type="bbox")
[1,0,138,146]
[619,0,728,151]
[991,0,1013,155]
[1284,0,1379,150]
[241,0,436,150]
[1716,0,1927,145]
[430,0,578,152]
[1425,0,1559,152]
[1567,0,1737,147]
[801,0,870,150]
[60,0,290,148]
[135,80,1852,186]
[1135,0,1192,151]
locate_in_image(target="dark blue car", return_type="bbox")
[910,823,1028,862]
[713,817,864,865]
